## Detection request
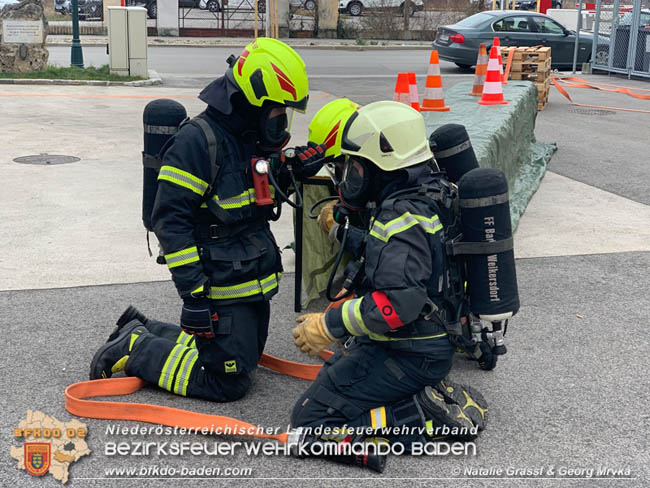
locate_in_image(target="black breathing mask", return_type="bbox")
[336,156,373,211]
[258,103,290,152]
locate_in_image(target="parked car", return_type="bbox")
[54,0,72,14]
[339,0,423,16]
[77,0,104,19]
[291,0,316,10]
[619,8,650,26]
[0,0,19,9]
[484,0,561,9]
[433,10,606,69]
[128,0,200,19]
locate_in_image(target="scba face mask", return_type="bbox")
[258,103,293,151]
[337,156,372,211]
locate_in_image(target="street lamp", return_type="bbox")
[70,0,84,68]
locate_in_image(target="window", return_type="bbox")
[532,16,566,34]
[493,16,533,32]
[457,12,494,28]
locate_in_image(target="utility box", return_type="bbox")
[108,6,148,78]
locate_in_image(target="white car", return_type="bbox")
[0,0,19,9]
[340,0,423,16]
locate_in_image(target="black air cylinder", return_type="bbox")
[429,124,479,184]
[458,167,519,319]
[142,99,187,231]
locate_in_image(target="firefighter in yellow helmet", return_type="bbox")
[89,38,326,403]
[307,98,362,240]
[289,101,488,470]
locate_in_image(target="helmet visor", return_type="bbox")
[285,95,309,114]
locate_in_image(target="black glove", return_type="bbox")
[289,142,327,180]
[180,299,216,338]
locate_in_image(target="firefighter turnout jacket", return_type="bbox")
[325,174,454,352]
[151,112,283,305]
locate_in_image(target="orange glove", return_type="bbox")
[317,201,336,235]
[293,313,334,358]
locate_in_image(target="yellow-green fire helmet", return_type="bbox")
[227,38,309,112]
[308,98,360,159]
[340,101,433,171]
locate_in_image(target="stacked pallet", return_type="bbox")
[502,46,551,111]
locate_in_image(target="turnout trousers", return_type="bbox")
[125,301,270,402]
[290,337,455,446]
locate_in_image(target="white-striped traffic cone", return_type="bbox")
[478,46,508,106]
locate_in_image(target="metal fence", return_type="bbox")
[591,0,650,78]
[176,0,266,35]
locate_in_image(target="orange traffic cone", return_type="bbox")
[421,50,449,112]
[393,72,410,106]
[478,46,508,106]
[407,72,421,111]
[493,36,505,83]
[469,43,488,97]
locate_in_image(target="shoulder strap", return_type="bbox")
[190,114,223,192]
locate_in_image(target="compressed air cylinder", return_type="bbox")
[142,99,187,231]
[429,124,479,184]
[458,167,519,320]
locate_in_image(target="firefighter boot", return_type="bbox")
[288,428,387,473]
[434,378,488,432]
[90,322,149,380]
[106,305,148,342]
[417,385,476,439]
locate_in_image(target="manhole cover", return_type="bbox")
[568,107,616,116]
[13,154,80,165]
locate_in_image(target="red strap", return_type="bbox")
[371,291,404,329]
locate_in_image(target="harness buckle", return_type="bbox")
[209,224,220,240]
[422,298,439,321]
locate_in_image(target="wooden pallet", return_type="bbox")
[509,57,551,74]
[510,71,550,81]
[502,45,551,62]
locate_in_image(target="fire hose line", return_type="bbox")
[65,300,348,442]
[552,76,650,113]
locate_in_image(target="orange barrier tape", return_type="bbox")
[503,49,515,84]
[551,76,650,113]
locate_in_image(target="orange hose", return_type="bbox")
[66,292,352,440]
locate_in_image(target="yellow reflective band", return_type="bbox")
[158,344,185,391]
[176,331,193,346]
[370,406,386,429]
[368,331,448,342]
[342,298,370,337]
[191,284,205,295]
[174,349,198,396]
[211,186,277,210]
[158,166,208,196]
[208,273,280,300]
[165,246,200,269]
[370,212,443,243]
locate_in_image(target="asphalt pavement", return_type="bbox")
[2,45,650,487]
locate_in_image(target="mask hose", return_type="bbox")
[266,165,303,209]
[326,219,355,302]
[308,195,340,219]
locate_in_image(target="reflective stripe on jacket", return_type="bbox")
[151,115,282,303]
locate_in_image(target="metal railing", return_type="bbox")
[591,0,650,78]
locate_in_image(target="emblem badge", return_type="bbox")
[25,443,51,476]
